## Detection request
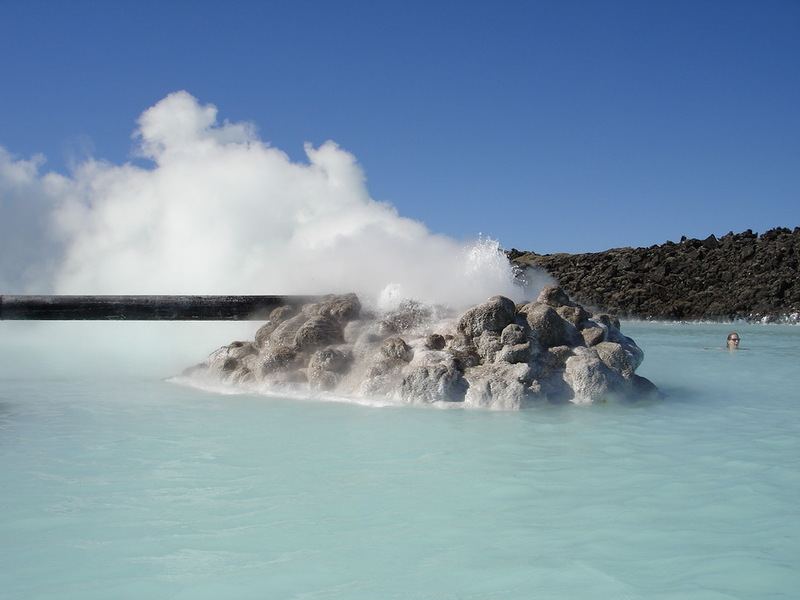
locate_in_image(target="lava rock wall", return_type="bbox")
[509,227,800,321]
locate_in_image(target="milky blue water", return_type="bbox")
[1,321,798,599]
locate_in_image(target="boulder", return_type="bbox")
[259,345,299,376]
[424,333,446,350]
[254,305,296,347]
[400,357,467,404]
[581,326,606,347]
[207,341,258,373]
[630,374,661,399]
[379,300,432,334]
[474,331,503,362]
[537,285,572,308]
[445,335,481,370]
[270,313,311,347]
[457,295,516,338]
[307,347,351,391]
[543,345,573,371]
[294,315,343,351]
[316,293,361,322]
[500,323,528,346]
[556,304,590,327]
[308,347,350,374]
[521,303,580,348]
[563,348,623,404]
[594,341,639,378]
[496,342,532,364]
[464,363,533,410]
[381,337,413,362]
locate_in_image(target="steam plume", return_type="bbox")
[1,91,546,307]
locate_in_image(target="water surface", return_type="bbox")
[1,321,798,599]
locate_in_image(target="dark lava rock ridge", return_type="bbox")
[509,227,800,322]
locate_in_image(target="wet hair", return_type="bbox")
[727,332,740,341]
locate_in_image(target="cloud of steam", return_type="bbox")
[0,91,545,308]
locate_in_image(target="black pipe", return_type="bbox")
[0,295,319,320]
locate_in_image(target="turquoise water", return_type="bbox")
[1,321,798,599]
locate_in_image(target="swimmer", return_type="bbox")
[726,332,740,350]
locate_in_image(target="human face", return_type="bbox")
[727,333,740,349]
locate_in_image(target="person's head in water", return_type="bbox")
[727,332,741,350]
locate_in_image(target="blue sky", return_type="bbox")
[1,0,798,254]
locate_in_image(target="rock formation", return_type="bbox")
[184,288,658,409]
[509,227,800,321]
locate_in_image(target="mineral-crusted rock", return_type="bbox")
[207,341,258,374]
[358,337,414,397]
[457,295,516,338]
[521,303,581,348]
[594,341,639,378]
[400,353,466,403]
[537,285,572,308]
[445,335,481,370]
[379,300,432,334]
[190,287,655,408]
[594,314,621,331]
[464,362,533,410]
[563,348,624,405]
[308,347,351,391]
[496,342,532,364]
[500,323,528,346]
[259,345,300,376]
[316,293,362,322]
[474,331,503,362]
[230,366,255,384]
[294,315,343,351]
[270,313,310,347]
[543,345,573,371]
[556,304,590,327]
[424,333,446,350]
[255,305,296,347]
[380,337,413,362]
[581,326,606,347]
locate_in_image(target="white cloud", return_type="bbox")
[1,91,539,307]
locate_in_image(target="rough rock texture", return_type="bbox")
[308,348,351,391]
[509,227,800,321]
[458,295,517,338]
[187,290,658,409]
[400,354,467,404]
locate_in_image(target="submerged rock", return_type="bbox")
[187,289,657,409]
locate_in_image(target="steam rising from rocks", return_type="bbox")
[0,91,549,308]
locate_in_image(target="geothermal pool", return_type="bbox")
[1,320,798,599]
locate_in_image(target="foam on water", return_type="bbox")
[1,320,799,599]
